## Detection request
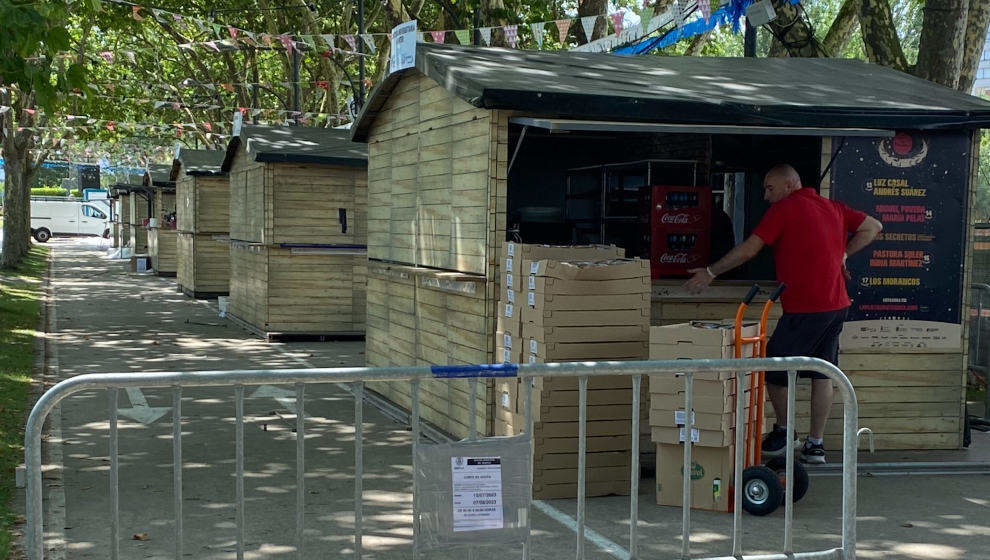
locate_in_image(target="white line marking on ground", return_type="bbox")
[118,387,171,424]
[44,247,68,560]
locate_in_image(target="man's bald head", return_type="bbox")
[763,164,803,204]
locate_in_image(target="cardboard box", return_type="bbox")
[648,378,734,399]
[526,292,651,312]
[529,340,649,361]
[526,275,651,295]
[533,480,630,499]
[651,426,735,447]
[534,450,631,469]
[649,392,734,414]
[541,375,633,391]
[523,307,651,328]
[525,258,650,281]
[503,243,625,276]
[524,324,649,344]
[649,408,735,432]
[497,302,522,337]
[651,321,758,347]
[542,388,633,407]
[656,443,734,512]
[504,272,522,292]
[534,465,631,485]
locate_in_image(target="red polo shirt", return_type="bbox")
[752,188,866,313]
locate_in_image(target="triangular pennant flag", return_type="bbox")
[154,101,167,109]
[204,41,221,52]
[698,0,711,21]
[430,30,445,44]
[132,6,143,20]
[99,51,114,63]
[674,0,685,29]
[360,34,376,53]
[479,27,492,46]
[387,33,393,41]
[194,19,207,33]
[172,12,182,22]
[172,102,182,110]
[123,51,136,63]
[454,29,470,45]
[504,25,518,48]
[251,109,263,117]
[279,34,295,54]
[581,16,597,42]
[610,11,625,36]
[643,0,650,8]
[530,22,546,47]
[321,34,335,48]
[212,24,223,38]
[555,19,571,43]
[301,35,317,50]
[228,26,239,40]
[221,83,235,92]
[343,34,357,50]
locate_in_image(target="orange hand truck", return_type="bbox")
[733,283,809,516]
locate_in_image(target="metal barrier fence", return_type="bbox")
[25,356,859,560]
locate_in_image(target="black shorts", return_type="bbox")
[765,308,848,386]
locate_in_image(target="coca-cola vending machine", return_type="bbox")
[650,186,711,278]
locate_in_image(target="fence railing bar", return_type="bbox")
[681,372,693,559]
[784,371,797,553]
[469,377,478,440]
[295,383,305,559]
[109,389,120,560]
[235,385,245,560]
[354,381,364,559]
[629,374,642,560]
[732,371,746,557]
[576,375,588,560]
[173,386,183,560]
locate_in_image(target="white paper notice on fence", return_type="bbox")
[451,457,504,532]
[390,20,417,74]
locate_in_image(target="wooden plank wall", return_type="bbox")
[177,233,231,294]
[229,143,266,243]
[366,72,491,274]
[149,229,178,273]
[364,72,499,438]
[270,164,367,245]
[365,263,490,438]
[178,175,230,234]
[229,242,269,328]
[266,247,365,334]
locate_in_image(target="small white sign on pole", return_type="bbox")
[390,20,418,74]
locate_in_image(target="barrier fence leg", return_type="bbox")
[295,383,305,559]
[173,386,183,560]
[412,379,421,558]
[522,376,534,560]
[354,381,364,559]
[731,372,746,557]
[784,371,796,554]
[576,376,588,560]
[235,386,245,560]
[681,372,693,559]
[109,389,120,560]
[629,374,642,559]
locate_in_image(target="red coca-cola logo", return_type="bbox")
[658,253,700,264]
[659,212,701,225]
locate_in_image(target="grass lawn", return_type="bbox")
[0,245,48,557]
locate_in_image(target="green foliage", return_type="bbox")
[0,245,48,558]
[30,186,69,196]
[975,130,990,223]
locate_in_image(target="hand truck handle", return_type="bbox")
[743,284,760,305]
[769,283,787,302]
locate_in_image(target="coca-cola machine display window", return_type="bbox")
[650,186,711,278]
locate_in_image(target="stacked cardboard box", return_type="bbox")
[649,321,765,512]
[496,254,650,499]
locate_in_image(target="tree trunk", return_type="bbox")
[767,0,829,57]
[1,148,31,269]
[576,0,607,43]
[823,0,861,56]
[957,0,990,92]
[860,0,910,72]
[767,37,789,57]
[915,0,970,88]
[685,31,712,56]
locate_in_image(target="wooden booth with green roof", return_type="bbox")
[145,164,178,277]
[351,43,990,450]
[222,124,368,340]
[172,148,231,298]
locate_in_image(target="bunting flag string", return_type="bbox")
[610,11,626,36]
[504,25,518,48]
[581,16,598,42]
[555,19,571,43]
[530,22,545,47]
[479,27,493,46]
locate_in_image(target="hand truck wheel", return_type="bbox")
[742,465,783,516]
[765,457,809,503]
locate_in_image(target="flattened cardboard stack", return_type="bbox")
[495,244,650,499]
[649,321,766,512]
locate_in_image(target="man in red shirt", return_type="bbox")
[684,164,882,463]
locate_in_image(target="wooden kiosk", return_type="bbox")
[172,148,230,298]
[145,165,178,277]
[352,44,990,450]
[222,124,368,340]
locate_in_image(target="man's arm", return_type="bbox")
[845,215,883,257]
[684,235,766,294]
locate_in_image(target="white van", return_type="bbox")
[30,197,110,242]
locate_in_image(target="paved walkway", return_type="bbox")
[16,238,990,559]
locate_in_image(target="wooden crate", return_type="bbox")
[177,232,230,297]
[148,228,178,276]
[228,242,366,338]
[177,173,230,234]
[228,146,367,246]
[365,261,492,439]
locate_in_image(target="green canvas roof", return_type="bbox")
[221,124,367,171]
[352,43,990,142]
[172,148,226,180]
